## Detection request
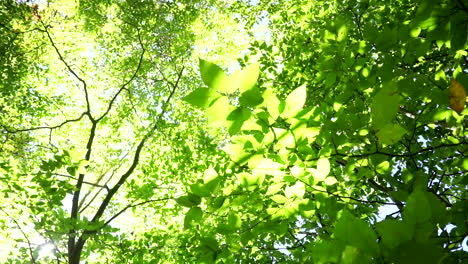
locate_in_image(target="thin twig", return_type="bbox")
[2,112,87,133]
[102,198,173,227]
[38,17,91,113]
[96,29,146,122]
[53,173,109,190]
[0,207,37,263]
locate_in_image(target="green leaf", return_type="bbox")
[334,210,379,255]
[183,88,219,108]
[263,88,281,120]
[403,190,431,225]
[271,194,288,204]
[376,124,407,145]
[200,237,219,252]
[409,26,421,38]
[312,240,341,264]
[227,107,251,135]
[450,13,468,51]
[371,82,401,130]
[281,84,307,118]
[236,172,260,188]
[217,212,242,234]
[203,167,218,184]
[239,86,263,107]
[284,182,305,198]
[227,212,241,229]
[206,96,233,126]
[66,166,77,176]
[424,191,448,225]
[190,184,211,197]
[308,158,330,182]
[376,219,413,249]
[233,63,260,92]
[176,194,202,208]
[199,58,227,88]
[248,157,285,178]
[266,183,285,195]
[324,177,337,185]
[392,240,443,264]
[176,196,195,208]
[184,207,203,229]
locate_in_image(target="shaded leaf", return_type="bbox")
[334,210,379,255]
[371,82,401,130]
[184,207,203,229]
[183,88,219,108]
[376,124,407,145]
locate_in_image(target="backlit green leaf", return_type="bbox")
[263,88,281,120]
[183,88,219,108]
[236,63,260,92]
[282,84,307,118]
[199,58,227,88]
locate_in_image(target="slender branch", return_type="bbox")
[331,141,467,159]
[102,198,172,228]
[53,173,109,190]
[429,189,452,207]
[288,229,306,250]
[347,4,364,40]
[38,18,91,113]
[70,76,182,260]
[2,112,87,133]
[79,152,129,214]
[90,67,184,223]
[301,180,397,205]
[0,207,37,264]
[368,179,404,210]
[245,244,304,251]
[96,29,146,122]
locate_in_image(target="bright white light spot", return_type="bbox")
[63,194,73,213]
[376,203,399,221]
[38,243,55,259]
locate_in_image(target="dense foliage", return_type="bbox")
[0,0,467,263]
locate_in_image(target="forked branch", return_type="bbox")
[96,28,146,122]
[39,19,91,113]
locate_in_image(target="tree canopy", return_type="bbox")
[0,0,467,263]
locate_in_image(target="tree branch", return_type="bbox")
[2,112,87,133]
[0,207,37,264]
[68,120,97,256]
[288,229,306,250]
[301,180,398,205]
[96,28,146,122]
[332,141,467,159]
[90,66,184,223]
[53,173,109,190]
[102,198,172,228]
[39,18,91,113]
[79,152,129,214]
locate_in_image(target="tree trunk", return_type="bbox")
[68,237,86,264]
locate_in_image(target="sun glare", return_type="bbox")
[37,243,55,260]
